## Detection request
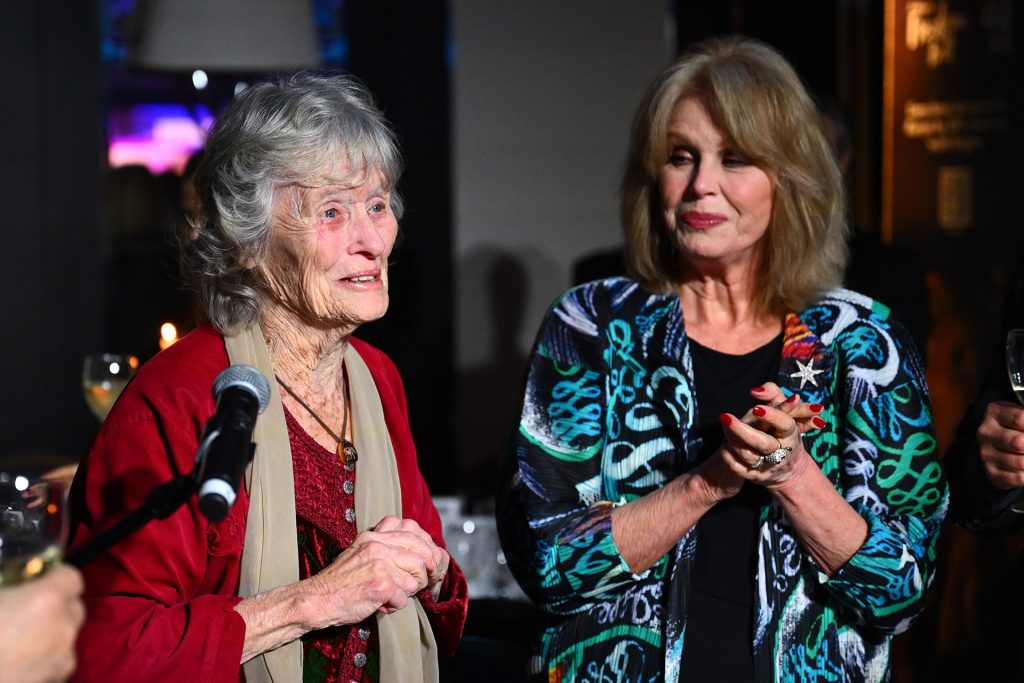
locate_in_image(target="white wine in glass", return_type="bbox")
[82,353,138,420]
[0,473,66,585]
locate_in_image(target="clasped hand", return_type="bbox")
[703,382,827,497]
[302,515,449,631]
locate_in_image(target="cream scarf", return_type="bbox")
[225,325,438,683]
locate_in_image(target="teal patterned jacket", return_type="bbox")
[496,277,947,683]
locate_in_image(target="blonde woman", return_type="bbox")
[498,37,946,682]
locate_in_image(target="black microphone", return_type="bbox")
[196,365,271,522]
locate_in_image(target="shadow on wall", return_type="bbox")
[455,245,561,508]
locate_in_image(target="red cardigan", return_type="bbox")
[67,324,467,682]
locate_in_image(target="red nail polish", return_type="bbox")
[719,413,732,426]
[752,386,766,393]
[786,394,799,403]
[810,403,824,414]
[752,405,767,417]
[812,416,826,429]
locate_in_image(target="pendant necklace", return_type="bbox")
[275,366,359,467]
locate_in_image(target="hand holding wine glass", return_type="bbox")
[0,472,68,585]
[1007,329,1024,405]
[0,565,84,683]
[0,471,82,681]
[1000,329,1024,511]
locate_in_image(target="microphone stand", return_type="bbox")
[65,471,199,568]
[66,364,267,567]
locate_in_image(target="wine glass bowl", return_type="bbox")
[82,353,138,421]
[0,472,67,585]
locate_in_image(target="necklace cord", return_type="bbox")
[274,361,358,466]
[275,373,346,444]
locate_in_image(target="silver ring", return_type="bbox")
[751,439,792,469]
[766,446,791,465]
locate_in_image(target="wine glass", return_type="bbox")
[0,472,67,585]
[82,353,138,421]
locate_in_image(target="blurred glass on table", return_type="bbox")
[0,472,67,585]
[434,496,525,601]
[82,353,138,420]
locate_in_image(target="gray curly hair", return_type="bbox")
[182,72,404,333]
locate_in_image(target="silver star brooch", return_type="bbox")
[789,358,824,388]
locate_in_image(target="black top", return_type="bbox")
[678,332,782,682]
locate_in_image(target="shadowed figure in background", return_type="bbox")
[817,97,931,361]
[454,251,530,506]
[943,253,1024,681]
[40,154,208,491]
[103,164,190,361]
[104,163,192,362]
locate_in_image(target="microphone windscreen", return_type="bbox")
[212,365,271,413]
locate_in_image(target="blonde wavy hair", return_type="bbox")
[621,37,848,315]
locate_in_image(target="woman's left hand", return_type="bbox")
[719,384,870,575]
[750,382,826,436]
[371,516,450,602]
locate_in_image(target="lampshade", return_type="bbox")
[132,0,320,72]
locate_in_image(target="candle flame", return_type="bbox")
[159,323,179,350]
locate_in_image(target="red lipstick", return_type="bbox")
[682,211,726,229]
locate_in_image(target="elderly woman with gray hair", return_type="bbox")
[67,73,467,682]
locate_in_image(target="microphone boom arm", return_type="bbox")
[65,470,199,568]
[65,364,268,567]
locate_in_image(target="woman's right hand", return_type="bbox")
[237,518,440,662]
[370,516,450,602]
[976,400,1024,490]
[688,381,824,504]
[301,519,439,629]
[690,445,745,503]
